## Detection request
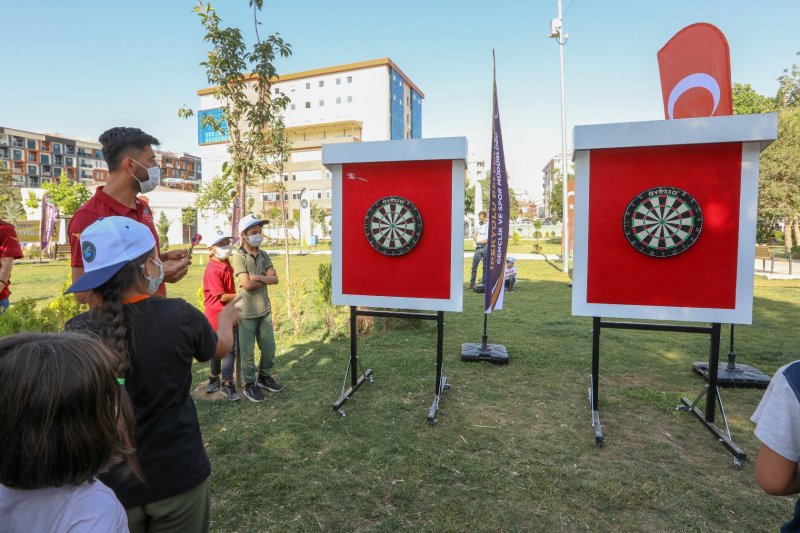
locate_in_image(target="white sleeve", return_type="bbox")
[752,370,800,463]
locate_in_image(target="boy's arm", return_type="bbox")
[755,444,800,496]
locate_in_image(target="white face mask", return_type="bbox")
[247,234,264,247]
[141,257,164,295]
[213,246,232,259]
[130,159,161,194]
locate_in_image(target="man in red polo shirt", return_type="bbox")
[0,219,24,311]
[68,127,189,301]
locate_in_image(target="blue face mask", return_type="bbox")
[142,257,164,295]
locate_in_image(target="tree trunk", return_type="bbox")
[785,216,794,252]
[793,218,800,252]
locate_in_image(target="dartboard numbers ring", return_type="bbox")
[622,186,702,258]
[364,196,423,256]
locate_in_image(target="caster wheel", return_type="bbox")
[733,459,743,470]
[428,418,437,426]
[367,375,375,383]
[444,383,451,390]
[337,409,346,418]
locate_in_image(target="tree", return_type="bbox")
[179,1,291,207]
[734,52,800,251]
[533,219,543,253]
[311,203,329,237]
[195,174,235,215]
[25,191,39,210]
[464,178,475,215]
[42,175,91,216]
[156,212,170,251]
[548,167,574,221]
[0,167,24,221]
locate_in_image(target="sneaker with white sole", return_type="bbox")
[243,382,265,403]
[205,376,220,394]
[256,374,283,392]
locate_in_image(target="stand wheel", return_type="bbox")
[367,375,375,383]
[733,458,743,470]
[676,405,688,412]
[444,383,451,390]
[428,417,437,426]
[337,409,346,418]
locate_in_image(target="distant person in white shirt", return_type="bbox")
[0,332,136,533]
[752,360,800,531]
[469,211,489,289]
[504,256,518,292]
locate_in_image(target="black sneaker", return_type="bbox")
[243,383,265,403]
[205,376,220,394]
[257,374,283,392]
[220,381,240,401]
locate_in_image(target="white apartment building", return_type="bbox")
[196,58,424,220]
[541,150,573,219]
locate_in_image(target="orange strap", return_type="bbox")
[122,294,151,305]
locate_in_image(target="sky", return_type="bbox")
[2,0,798,203]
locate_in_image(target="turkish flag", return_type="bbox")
[657,23,733,120]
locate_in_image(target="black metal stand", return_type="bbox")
[692,324,771,389]
[332,306,449,425]
[461,314,509,364]
[590,318,746,465]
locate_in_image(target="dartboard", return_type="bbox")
[363,196,423,256]
[622,186,702,258]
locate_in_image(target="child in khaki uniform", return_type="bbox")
[230,214,283,403]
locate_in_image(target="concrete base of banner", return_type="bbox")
[461,342,509,365]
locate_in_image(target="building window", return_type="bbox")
[290,86,295,92]
[40,154,50,165]
[305,82,310,89]
[316,192,322,199]
[27,165,38,175]
[347,96,352,103]
[347,76,352,83]
[274,87,280,94]
[336,78,341,85]
[318,80,324,87]
[292,192,301,200]
[12,150,22,160]
[319,100,324,107]
[326,189,331,198]
[54,167,62,177]
[292,174,297,181]
[305,102,311,109]
[53,144,62,155]
[65,157,74,167]
[290,103,296,110]
[336,97,341,104]
[283,174,288,181]
[26,139,36,150]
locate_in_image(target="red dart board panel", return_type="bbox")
[324,138,467,312]
[570,115,777,324]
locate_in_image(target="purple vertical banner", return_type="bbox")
[39,194,57,251]
[230,196,241,245]
[485,52,510,314]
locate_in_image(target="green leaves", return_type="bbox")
[42,175,91,216]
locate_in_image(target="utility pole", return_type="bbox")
[549,0,569,273]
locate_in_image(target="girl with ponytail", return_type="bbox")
[65,216,238,533]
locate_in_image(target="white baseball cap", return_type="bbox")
[65,217,156,294]
[210,234,232,247]
[238,214,268,234]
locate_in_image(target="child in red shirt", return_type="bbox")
[203,236,239,401]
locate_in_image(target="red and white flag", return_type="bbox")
[657,23,733,120]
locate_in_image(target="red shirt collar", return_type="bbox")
[95,186,140,216]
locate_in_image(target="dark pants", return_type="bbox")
[126,478,210,533]
[209,327,236,382]
[470,245,487,286]
[505,275,517,291]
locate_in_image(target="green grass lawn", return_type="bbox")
[9,258,800,531]
[465,237,564,256]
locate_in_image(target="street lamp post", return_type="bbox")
[549,0,569,273]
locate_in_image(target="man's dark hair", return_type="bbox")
[479,210,487,217]
[0,332,138,489]
[98,127,159,171]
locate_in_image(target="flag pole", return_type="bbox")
[550,0,570,273]
[461,49,509,365]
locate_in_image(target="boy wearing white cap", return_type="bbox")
[203,235,239,401]
[230,215,282,403]
[504,256,518,292]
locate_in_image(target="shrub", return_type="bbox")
[0,298,59,336]
[314,262,348,337]
[511,232,521,246]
